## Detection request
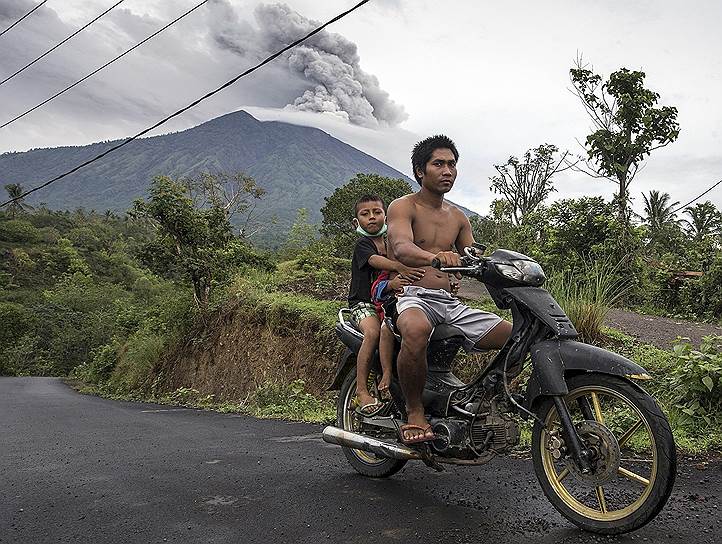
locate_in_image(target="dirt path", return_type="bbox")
[457,279,722,350]
[605,308,722,350]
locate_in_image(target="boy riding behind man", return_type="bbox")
[347,195,425,414]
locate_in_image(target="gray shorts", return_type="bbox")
[395,286,503,351]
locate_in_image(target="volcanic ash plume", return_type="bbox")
[210,1,407,128]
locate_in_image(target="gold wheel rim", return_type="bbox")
[342,373,388,465]
[540,385,658,522]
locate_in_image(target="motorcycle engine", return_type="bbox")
[470,400,520,454]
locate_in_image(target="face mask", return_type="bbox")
[355,223,387,237]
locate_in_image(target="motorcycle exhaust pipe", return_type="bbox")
[322,426,422,460]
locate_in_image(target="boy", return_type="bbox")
[348,195,425,414]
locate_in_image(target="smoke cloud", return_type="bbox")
[210,1,407,128]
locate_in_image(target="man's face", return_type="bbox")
[417,148,457,194]
[355,200,386,234]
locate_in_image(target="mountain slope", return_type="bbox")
[0,111,475,243]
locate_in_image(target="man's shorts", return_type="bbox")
[395,286,503,351]
[350,302,378,325]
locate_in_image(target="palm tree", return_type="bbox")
[3,183,34,218]
[682,201,722,240]
[641,190,679,231]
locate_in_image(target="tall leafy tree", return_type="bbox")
[570,60,680,225]
[320,173,412,255]
[131,175,235,313]
[3,183,34,218]
[490,143,571,225]
[682,201,722,241]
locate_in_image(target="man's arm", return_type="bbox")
[387,198,436,267]
[454,209,476,253]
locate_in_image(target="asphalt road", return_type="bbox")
[1,377,720,544]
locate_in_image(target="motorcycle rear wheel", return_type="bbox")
[531,373,676,534]
[336,366,407,478]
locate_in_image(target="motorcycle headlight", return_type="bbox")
[494,260,546,286]
[495,263,524,281]
[511,259,546,286]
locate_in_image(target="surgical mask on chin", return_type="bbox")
[356,223,387,237]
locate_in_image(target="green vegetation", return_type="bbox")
[2,60,721,454]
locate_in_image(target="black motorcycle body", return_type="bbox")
[323,248,676,535]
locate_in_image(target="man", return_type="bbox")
[386,134,513,444]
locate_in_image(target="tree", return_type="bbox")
[320,173,413,255]
[570,59,680,225]
[641,190,679,231]
[130,175,234,313]
[181,171,266,239]
[282,208,317,256]
[640,190,683,251]
[3,183,34,218]
[490,144,571,225]
[682,201,722,241]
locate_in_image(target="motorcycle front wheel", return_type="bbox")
[336,365,407,478]
[531,373,676,534]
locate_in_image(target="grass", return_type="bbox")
[546,259,631,343]
[70,378,336,425]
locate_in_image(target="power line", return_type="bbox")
[0,0,125,87]
[0,0,372,208]
[1,0,209,129]
[0,0,48,38]
[671,178,722,214]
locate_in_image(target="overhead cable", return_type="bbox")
[0,0,48,38]
[1,0,372,208]
[670,178,722,214]
[1,0,209,129]
[0,0,125,87]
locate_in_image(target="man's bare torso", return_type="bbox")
[387,194,465,291]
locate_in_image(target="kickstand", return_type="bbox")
[420,447,444,472]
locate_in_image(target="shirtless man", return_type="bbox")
[386,134,513,444]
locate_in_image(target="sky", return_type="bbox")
[1,0,721,216]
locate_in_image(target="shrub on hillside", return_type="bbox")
[275,240,351,300]
[668,336,722,424]
[0,219,41,243]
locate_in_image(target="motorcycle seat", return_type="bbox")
[430,324,465,341]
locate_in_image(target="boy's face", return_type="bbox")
[354,200,386,234]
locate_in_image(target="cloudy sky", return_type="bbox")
[1,0,721,215]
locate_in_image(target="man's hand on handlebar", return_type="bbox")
[431,251,461,268]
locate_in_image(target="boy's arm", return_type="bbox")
[368,254,425,281]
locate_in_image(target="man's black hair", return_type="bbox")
[353,194,385,217]
[411,134,459,185]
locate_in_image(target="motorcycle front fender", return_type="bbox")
[523,339,651,413]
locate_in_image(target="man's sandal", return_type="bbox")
[399,424,436,444]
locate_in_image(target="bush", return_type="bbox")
[0,219,41,243]
[109,330,167,393]
[546,259,629,343]
[667,336,722,424]
[71,343,118,384]
[0,334,53,376]
[251,379,334,423]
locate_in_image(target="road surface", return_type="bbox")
[1,378,719,543]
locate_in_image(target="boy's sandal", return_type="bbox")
[354,399,385,417]
[377,385,392,402]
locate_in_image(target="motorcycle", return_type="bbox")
[322,246,676,535]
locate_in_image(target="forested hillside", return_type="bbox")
[0,111,456,245]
